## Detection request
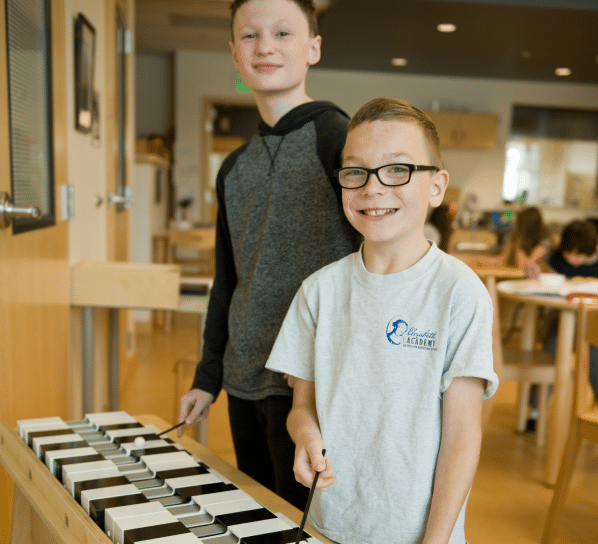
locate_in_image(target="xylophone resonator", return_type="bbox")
[18,411,320,544]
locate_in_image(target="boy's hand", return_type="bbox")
[176,389,215,437]
[294,440,337,491]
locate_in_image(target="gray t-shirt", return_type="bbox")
[266,244,498,544]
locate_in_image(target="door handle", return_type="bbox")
[107,187,134,209]
[0,191,41,229]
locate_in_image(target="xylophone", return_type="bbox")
[12,411,322,544]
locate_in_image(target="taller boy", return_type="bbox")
[177,0,358,509]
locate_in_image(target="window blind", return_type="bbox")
[6,0,54,232]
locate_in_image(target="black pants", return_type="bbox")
[227,394,308,510]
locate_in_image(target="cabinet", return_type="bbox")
[425,111,499,150]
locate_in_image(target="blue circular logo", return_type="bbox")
[386,316,408,345]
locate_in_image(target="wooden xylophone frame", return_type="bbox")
[0,414,335,544]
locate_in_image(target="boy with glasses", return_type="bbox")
[176,0,358,510]
[267,98,498,543]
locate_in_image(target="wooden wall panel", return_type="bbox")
[0,1,69,541]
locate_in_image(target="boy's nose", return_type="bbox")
[256,35,275,55]
[362,172,385,194]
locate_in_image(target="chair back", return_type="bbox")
[167,225,216,277]
[573,299,598,418]
[168,226,216,252]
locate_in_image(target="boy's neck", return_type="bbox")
[362,236,431,275]
[255,88,313,127]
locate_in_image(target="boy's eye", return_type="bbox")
[242,32,257,39]
[277,31,289,37]
[387,165,409,176]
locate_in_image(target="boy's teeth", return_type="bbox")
[363,209,397,216]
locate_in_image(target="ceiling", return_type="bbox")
[135,0,598,85]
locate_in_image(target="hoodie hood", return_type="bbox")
[258,101,349,136]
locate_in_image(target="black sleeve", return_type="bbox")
[315,109,350,204]
[190,148,244,398]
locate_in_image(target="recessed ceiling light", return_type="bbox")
[555,67,571,76]
[391,58,408,67]
[521,50,531,59]
[437,23,456,33]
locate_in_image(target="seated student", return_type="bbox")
[547,219,598,278]
[479,206,552,273]
[266,97,498,544]
[543,219,598,403]
[425,203,456,253]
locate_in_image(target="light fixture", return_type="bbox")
[391,58,408,66]
[437,23,456,33]
[555,67,571,76]
[521,50,531,59]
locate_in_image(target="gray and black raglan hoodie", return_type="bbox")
[191,101,360,401]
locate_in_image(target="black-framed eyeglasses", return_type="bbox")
[334,163,439,189]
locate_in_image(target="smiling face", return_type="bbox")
[341,120,448,252]
[229,0,321,99]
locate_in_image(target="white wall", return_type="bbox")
[174,49,598,224]
[66,0,107,263]
[136,54,173,137]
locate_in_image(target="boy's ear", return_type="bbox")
[430,170,449,207]
[307,35,322,66]
[229,41,240,70]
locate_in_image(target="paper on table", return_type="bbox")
[515,279,598,297]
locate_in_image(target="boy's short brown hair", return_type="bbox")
[348,97,442,167]
[559,219,598,256]
[230,0,318,38]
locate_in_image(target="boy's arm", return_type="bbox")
[422,376,485,544]
[190,153,240,398]
[287,378,337,491]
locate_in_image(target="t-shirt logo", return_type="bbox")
[386,316,408,345]
[386,315,438,350]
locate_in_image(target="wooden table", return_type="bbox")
[0,414,335,544]
[496,279,581,486]
[70,262,210,418]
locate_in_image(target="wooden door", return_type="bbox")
[104,0,136,383]
[105,0,134,263]
[0,0,69,541]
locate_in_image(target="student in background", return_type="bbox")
[479,206,552,273]
[176,0,358,510]
[267,98,498,544]
[542,220,598,403]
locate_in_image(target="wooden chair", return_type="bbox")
[542,298,598,544]
[483,276,556,445]
[167,225,216,275]
[162,224,216,331]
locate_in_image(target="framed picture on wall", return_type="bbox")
[74,13,95,133]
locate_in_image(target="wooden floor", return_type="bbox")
[122,312,598,544]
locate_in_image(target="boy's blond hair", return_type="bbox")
[348,97,442,167]
[230,0,319,38]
